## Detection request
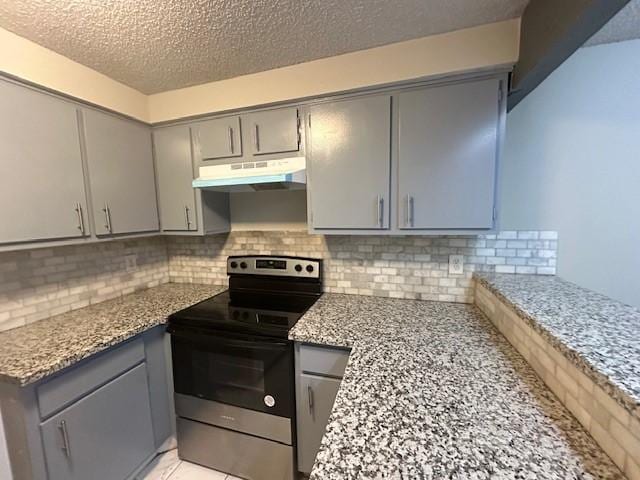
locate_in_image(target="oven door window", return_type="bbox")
[171,330,293,418]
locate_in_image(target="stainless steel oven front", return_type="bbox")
[168,325,296,480]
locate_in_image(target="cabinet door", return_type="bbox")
[83,109,159,235]
[153,126,198,231]
[0,80,88,243]
[398,79,500,229]
[297,373,342,474]
[247,107,300,155]
[308,95,391,229]
[193,116,242,161]
[40,363,155,480]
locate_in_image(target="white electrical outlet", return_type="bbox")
[449,255,464,275]
[124,254,138,272]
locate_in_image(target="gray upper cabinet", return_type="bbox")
[247,107,300,156]
[397,78,501,229]
[193,115,242,162]
[83,109,159,235]
[40,363,155,480]
[153,125,198,231]
[0,80,89,244]
[308,95,391,229]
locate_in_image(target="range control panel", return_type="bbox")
[227,256,321,279]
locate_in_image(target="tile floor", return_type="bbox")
[137,449,241,480]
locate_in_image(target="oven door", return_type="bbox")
[168,326,293,418]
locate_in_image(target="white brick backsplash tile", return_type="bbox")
[628,455,640,480]
[506,240,528,249]
[0,238,169,332]
[495,265,516,274]
[590,420,627,469]
[477,282,638,476]
[166,231,557,306]
[0,231,557,332]
[515,266,537,274]
[517,231,540,240]
[497,231,518,240]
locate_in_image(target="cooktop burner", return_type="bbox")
[168,255,323,339]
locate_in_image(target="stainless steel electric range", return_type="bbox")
[167,255,322,480]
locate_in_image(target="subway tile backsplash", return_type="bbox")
[0,238,168,332]
[0,230,557,332]
[167,230,558,303]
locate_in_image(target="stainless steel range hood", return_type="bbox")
[192,157,306,192]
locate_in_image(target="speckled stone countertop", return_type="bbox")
[290,293,623,479]
[475,272,640,420]
[0,283,224,386]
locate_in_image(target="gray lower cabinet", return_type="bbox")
[0,79,89,244]
[82,109,159,236]
[153,125,198,231]
[307,95,392,229]
[296,373,342,474]
[397,78,501,229]
[246,107,300,156]
[295,344,349,474]
[192,115,242,162]
[40,364,154,480]
[0,327,172,480]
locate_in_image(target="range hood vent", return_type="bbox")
[192,157,306,192]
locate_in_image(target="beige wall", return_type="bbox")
[1,19,520,124]
[148,19,520,123]
[0,27,149,121]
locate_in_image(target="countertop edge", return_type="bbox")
[473,273,640,419]
[0,283,224,388]
[5,316,168,387]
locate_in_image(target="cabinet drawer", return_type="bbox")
[299,344,349,378]
[37,338,145,419]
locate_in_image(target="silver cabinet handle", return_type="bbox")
[307,385,314,414]
[377,195,384,228]
[406,195,414,227]
[253,124,260,152]
[58,420,71,458]
[296,113,301,149]
[228,126,234,154]
[74,202,85,235]
[184,206,192,230]
[103,203,112,233]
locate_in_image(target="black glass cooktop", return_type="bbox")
[168,289,320,339]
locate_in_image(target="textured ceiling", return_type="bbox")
[586,0,640,47]
[0,0,528,94]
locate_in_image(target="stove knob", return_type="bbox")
[306,264,314,273]
[230,261,238,269]
[240,262,248,269]
[294,264,303,272]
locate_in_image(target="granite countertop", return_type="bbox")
[290,293,623,479]
[475,272,640,419]
[0,283,225,386]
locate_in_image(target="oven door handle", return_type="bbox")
[167,327,289,350]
